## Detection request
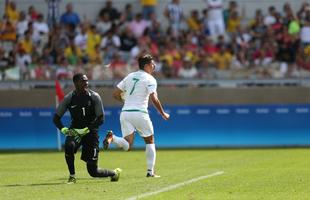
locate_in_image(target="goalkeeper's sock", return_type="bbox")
[145,144,156,175]
[65,154,75,175]
[112,135,129,151]
[87,162,115,177]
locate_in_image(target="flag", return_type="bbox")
[55,80,64,103]
[55,80,65,151]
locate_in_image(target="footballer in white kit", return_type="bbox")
[118,69,156,137]
[103,54,170,178]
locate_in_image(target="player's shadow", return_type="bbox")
[2,178,103,187]
[2,182,64,187]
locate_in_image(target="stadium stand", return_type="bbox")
[1,0,310,82]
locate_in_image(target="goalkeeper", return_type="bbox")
[53,73,121,184]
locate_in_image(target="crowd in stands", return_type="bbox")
[1,0,310,81]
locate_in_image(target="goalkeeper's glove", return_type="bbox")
[74,135,82,143]
[60,127,76,136]
[72,127,90,143]
[73,127,90,137]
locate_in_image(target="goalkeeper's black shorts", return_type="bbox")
[80,132,100,162]
[67,131,100,162]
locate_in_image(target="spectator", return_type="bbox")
[148,13,163,42]
[55,56,71,80]
[227,10,241,35]
[201,9,210,36]
[250,9,267,43]
[187,10,201,32]
[64,40,82,65]
[140,0,157,20]
[205,0,225,38]
[100,28,120,63]
[212,45,232,70]
[91,58,113,80]
[160,58,174,78]
[19,30,34,54]
[203,37,219,56]
[46,0,61,27]
[16,47,31,80]
[86,25,101,63]
[120,3,134,23]
[300,9,310,47]
[235,26,252,49]
[264,6,277,26]
[99,0,120,22]
[74,24,88,51]
[276,26,299,77]
[0,17,16,52]
[223,1,238,27]
[41,46,54,65]
[119,27,137,60]
[96,12,112,36]
[128,13,150,39]
[110,53,128,78]
[27,5,39,22]
[16,11,29,38]
[32,14,49,51]
[164,0,184,37]
[232,48,248,69]
[282,3,293,26]
[178,56,198,78]
[0,47,14,80]
[88,44,102,64]
[5,0,19,24]
[297,2,310,22]
[60,3,80,27]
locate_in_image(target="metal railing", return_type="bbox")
[1,78,310,90]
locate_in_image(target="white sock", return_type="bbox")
[145,144,156,175]
[112,135,129,151]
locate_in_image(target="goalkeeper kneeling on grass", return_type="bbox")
[53,73,121,184]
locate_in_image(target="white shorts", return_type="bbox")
[120,111,154,138]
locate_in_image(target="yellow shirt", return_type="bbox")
[88,51,102,64]
[160,54,173,66]
[304,45,310,56]
[5,5,19,24]
[0,22,16,41]
[212,52,232,70]
[64,46,82,58]
[227,17,241,33]
[187,17,200,31]
[86,32,101,60]
[140,0,157,6]
[19,39,33,53]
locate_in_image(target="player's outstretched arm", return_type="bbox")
[150,92,170,120]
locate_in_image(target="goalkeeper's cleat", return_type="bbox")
[111,168,122,182]
[103,130,113,150]
[67,176,76,184]
[146,173,161,178]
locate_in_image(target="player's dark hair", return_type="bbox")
[73,73,84,83]
[138,54,153,70]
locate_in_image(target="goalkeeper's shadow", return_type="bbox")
[2,182,65,187]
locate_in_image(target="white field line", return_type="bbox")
[125,171,224,200]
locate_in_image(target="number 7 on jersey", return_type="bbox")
[129,78,140,95]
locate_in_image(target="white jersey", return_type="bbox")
[117,70,157,113]
[206,0,223,21]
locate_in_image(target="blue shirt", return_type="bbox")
[60,12,80,26]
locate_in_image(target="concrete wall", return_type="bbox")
[1,87,310,107]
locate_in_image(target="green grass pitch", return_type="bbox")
[0,149,309,200]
